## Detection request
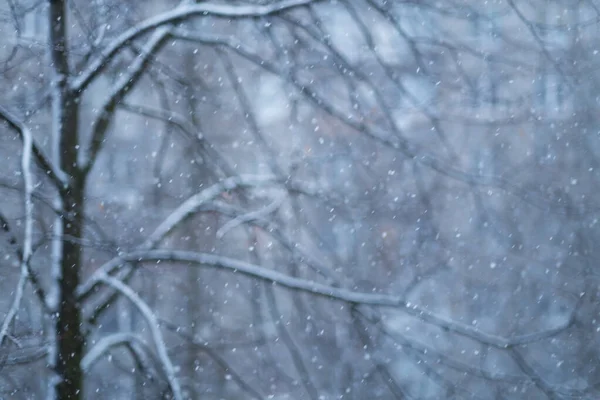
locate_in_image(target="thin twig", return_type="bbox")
[96,274,183,400]
[0,105,66,188]
[216,192,286,239]
[0,116,34,347]
[72,0,320,93]
[81,249,575,350]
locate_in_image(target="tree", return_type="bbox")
[0,0,599,399]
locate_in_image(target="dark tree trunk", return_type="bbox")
[49,0,85,398]
[55,186,85,400]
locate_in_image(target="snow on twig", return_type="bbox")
[0,106,66,188]
[75,168,575,351]
[139,174,280,251]
[202,200,341,283]
[82,250,576,350]
[216,191,286,239]
[134,173,322,253]
[72,0,319,93]
[78,174,316,322]
[81,27,170,172]
[82,332,155,373]
[95,274,183,400]
[0,114,34,347]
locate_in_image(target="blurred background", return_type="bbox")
[1,0,600,398]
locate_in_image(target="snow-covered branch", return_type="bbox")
[95,274,183,400]
[79,249,575,350]
[216,192,286,239]
[138,174,280,251]
[1,345,48,366]
[0,105,66,188]
[80,28,170,173]
[0,113,34,347]
[78,174,313,325]
[81,332,154,373]
[72,0,319,93]
[202,201,339,284]
[0,211,50,312]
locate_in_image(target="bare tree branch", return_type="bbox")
[216,192,285,239]
[118,102,202,141]
[0,105,66,188]
[0,111,34,347]
[138,174,281,251]
[160,320,265,400]
[80,249,575,350]
[506,0,574,90]
[264,282,320,400]
[95,274,183,400]
[81,332,155,374]
[509,348,561,400]
[80,175,317,327]
[169,29,581,215]
[0,345,47,367]
[80,28,171,174]
[0,212,50,312]
[71,0,321,93]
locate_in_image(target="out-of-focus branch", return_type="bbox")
[506,0,574,90]
[169,29,584,215]
[118,102,202,140]
[264,281,319,399]
[160,319,264,400]
[216,48,286,175]
[0,345,47,367]
[509,348,560,400]
[167,30,415,156]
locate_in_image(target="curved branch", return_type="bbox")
[80,175,319,326]
[509,348,560,400]
[72,0,320,93]
[216,192,285,239]
[118,102,202,141]
[0,105,66,188]
[95,275,183,400]
[168,29,579,215]
[160,320,265,400]
[80,28,171,174]
[138,174,280,251]
[80,249,575,350]
[81,332,155,374]
[0,113,34,347]
[0,212,50,312]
